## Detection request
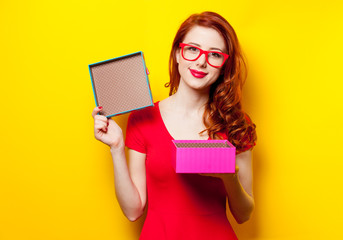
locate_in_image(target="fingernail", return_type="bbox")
[105,128,108,131]
[107,122,109,126]
[146,67,149,75]
[99,106,103,109]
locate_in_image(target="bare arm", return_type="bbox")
[111,147,147,221]
[92,107,147,221]
[222,150,254,224]
[200,150,254,223]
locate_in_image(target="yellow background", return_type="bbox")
[1,0,342,239]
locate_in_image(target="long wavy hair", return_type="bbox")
[165,11,257,153]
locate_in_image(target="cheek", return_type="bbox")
[178,59,191,71]
[210,69,221,79]
[208,70,222,84]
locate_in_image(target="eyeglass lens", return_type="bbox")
[182,45,225,67]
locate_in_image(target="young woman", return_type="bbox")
[92,11,257,240]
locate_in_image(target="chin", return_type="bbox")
[189,78,214,91]
[188,82,211,92]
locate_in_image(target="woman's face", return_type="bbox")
[176,25,227,92]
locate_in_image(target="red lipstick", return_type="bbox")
[189,69,208,78]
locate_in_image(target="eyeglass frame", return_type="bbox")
[179,43,229,68]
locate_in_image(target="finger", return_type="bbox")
[92,106,104,118]
[235,165,240,173]
[94,114,108,123]
[198,173,215,178]
[95,122,107,132]
[107,118,117,127]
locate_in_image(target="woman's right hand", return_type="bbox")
[92,106,125,150]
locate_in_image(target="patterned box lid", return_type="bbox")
[89,52,153,118]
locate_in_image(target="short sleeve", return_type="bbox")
[125,112,147,154]
[237,141,256,154]
[237,114,256,154]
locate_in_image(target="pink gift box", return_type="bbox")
[171,140,236,173]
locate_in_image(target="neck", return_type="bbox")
[170,81,210,115]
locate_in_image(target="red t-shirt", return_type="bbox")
[125,102,238,240]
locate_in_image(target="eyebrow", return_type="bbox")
[186,42,225,52]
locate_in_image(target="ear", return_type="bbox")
[176,48,180,64]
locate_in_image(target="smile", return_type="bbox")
[189,69,208,78]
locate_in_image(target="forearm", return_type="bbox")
[110,147,144,221]
[222,174,255,224]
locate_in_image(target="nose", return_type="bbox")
[196,53,207,67]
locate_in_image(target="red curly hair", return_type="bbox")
[165,11,257,153]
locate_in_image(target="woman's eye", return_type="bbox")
[209,52,222,58]
[187,46,199,52]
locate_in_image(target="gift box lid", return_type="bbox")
[89,51,154,118]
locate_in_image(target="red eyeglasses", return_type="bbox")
[179,43,229,68]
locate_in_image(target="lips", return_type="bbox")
[189,69,208,78]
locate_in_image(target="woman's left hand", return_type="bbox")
[198,165,239,180]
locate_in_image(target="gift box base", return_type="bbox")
[171,140,236,173]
